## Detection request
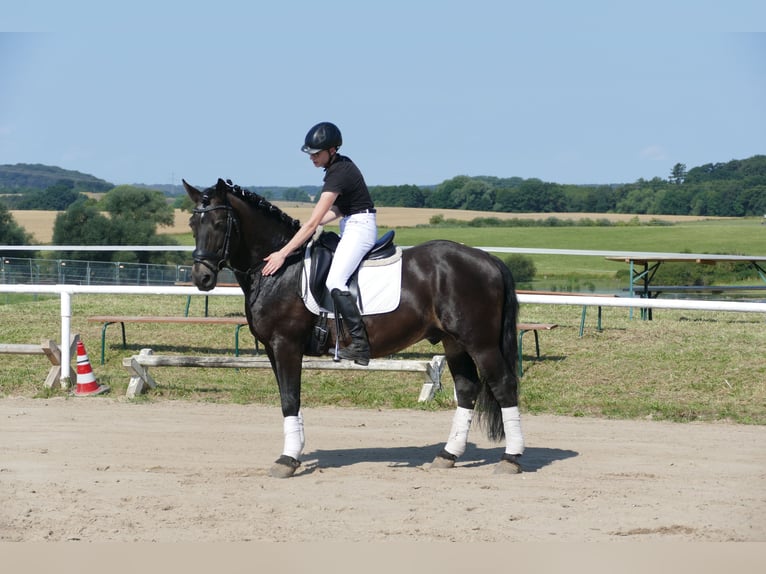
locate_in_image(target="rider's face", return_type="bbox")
[309,149,333,168]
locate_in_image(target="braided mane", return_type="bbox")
[226,182,302,233]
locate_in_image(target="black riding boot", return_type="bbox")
[331,288,370,366]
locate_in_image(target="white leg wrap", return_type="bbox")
[282,412,305,460]
[502,406,524,455]
[445,406,474,458]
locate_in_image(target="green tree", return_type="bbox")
[173,194,195,211]
[515,179,567,212]
[655,186,694,215]
[52,186,180,263]
[669,163,687,185]
[101,185,175,229]
[493,186,523,212]
[370,185,425,207]
[459,179,494,211]
[426,176,472,209]
[0,200,34,252]
[502,254,536,283]
[739,185,766,216]
[17,180,85,210]
[283,187,312,202]
[102,186,178,262]
[52,198,114,260]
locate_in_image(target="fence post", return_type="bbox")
[60,290,72,387]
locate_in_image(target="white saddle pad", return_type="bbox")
[300,244,403,316]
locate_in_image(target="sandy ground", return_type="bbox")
[1,396,763,542]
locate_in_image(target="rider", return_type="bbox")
[262,122,377,365]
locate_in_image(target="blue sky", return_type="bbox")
[2,1,765,188]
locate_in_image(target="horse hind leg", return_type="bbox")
[473,349,523,475]
[494,409,523,475]
[431,347,481,469]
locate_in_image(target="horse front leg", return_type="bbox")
[266,345,305,478]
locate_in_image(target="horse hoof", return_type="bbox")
[430,456,455,469]
[430,449,457,469]
[494,455,522,475]
[269,455,300,478]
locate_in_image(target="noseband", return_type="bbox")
[192,193,237,274]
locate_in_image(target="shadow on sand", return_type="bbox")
[300,443,577,474]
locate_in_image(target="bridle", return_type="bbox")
[191,191,238,274]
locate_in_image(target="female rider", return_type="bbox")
[262,122,377,365]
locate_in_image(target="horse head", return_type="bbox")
[184,178,240,291]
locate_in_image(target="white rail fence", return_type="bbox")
[2,283,765,385]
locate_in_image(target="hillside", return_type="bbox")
[0,163,113,192]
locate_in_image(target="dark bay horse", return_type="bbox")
[184,178,525,478]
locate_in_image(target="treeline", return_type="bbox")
[370,155,766,217]
[3,155,765,218]
[1,180,87,210]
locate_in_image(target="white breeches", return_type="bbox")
[325,213,377,292]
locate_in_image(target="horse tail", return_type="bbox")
[475,256,520,441]
[497,256,520,379]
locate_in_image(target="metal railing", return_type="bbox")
[0,256,237,286]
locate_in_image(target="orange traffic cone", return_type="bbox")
[74,340,110,397]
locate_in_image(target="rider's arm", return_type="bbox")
[262,191,340,275]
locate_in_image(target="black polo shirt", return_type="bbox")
[322,154,375,216]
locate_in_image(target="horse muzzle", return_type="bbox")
[191,259,220,291]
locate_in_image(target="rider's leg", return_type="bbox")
[330,288,370,365]
[326,213,376,366]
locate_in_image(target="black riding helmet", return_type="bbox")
[301,122,342,154]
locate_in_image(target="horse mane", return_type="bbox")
[226,182,302,233]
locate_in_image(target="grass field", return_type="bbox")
[164,214,766,290]
[393,220,766,288]
[1,293,764,425]
[14,207,765,291]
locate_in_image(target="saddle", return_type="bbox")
[304,229,399,357]
[308,229,396,310]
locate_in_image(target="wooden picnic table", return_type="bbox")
[605,254,766,319]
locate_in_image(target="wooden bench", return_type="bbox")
[517,290,617,336]
[87,316,252,365]
[0,335,79,389]
[122,348,446,402]
[517,323,558,377]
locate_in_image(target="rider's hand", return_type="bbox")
[262,251,286,276]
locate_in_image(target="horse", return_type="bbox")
[183,178,525,478]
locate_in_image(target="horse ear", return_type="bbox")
[182,179,201,204]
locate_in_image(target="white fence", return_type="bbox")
[2,283,765,384]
